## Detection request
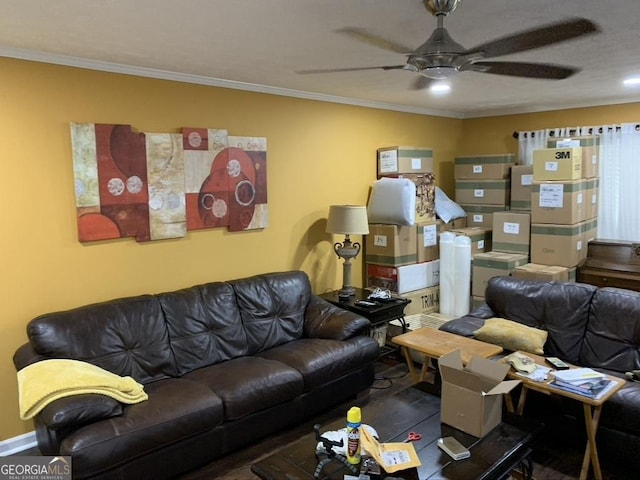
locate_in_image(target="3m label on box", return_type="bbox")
[533,147,583,181]
[547,136,600,178]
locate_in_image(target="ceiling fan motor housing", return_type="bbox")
[424,0,461,17]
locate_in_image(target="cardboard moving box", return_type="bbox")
[454,154,515,180]
[459,204,506,228]
[585,177,600,220]
[510,165,534,210]
[531,180,586,225]
[530,222,586,268]
[367,260,440,294]
[455,179,510,206]
[492,212,531,255]
[472,251,529,297]
[416,222,439,263]
[452,227,493,255]
[439,350,521,438]
[366,224,417,266]
[533,147,583,181]
[437,217,468,232]
[377,146,433,177]
[512,263,571,282]
[402,286,440,317]
[547,136,600,178]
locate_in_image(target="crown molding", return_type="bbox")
[0,46,464,119]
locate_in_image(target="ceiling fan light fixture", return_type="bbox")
[419,65,459,80]
[429,82,451,95]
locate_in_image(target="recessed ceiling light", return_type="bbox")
[623,77,640,86]
[429,83,451,95]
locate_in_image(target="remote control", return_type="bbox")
[355,300,377,307]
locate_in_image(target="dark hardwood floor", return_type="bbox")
[15,355,636,479]
[179,355,636,480]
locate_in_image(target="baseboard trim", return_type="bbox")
[0,431,37,456]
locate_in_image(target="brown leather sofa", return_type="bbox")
[439,276,640,467]
[13,271,380,479]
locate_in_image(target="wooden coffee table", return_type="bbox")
[503,353,626,480]
[391,328,504,383]
[251,383,542,480]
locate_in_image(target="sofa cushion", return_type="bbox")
[26,295,178,383]
[601,381,640,437]
[473,318,548,354]
[581,287,640,372]
[484,277,597,363]
[254,336,380,390]
[158,282,248,375]
[230,271,311,354]
[182,356,304,420]
[60,378,224,478]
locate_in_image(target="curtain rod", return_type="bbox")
[513,124,640,140]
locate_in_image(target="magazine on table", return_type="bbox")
[551,377,616,399]
[552,367,604,383]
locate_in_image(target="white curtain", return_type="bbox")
[518,123,640,241]
[517,129,548,166]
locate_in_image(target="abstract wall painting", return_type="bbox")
[70,123,267,243]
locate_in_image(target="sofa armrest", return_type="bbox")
[439,302,496,338]
[13,343,47,371]
[38,394,124,431]
[32,394,124,454]
[304,295,371,340]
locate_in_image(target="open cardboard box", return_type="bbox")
[439,350,521,438]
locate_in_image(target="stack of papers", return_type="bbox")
[550,368,614,399]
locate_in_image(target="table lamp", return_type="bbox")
[326,205,369,296]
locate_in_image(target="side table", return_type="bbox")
[319,287,410,357]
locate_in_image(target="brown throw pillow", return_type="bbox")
[473,317,547,355]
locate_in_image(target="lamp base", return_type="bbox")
[338,286,356,298]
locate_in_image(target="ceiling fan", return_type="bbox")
[298,0,600,89]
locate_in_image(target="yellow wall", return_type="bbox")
[0,57,463,440]
[3,55,639,443]
[459,103,640,154]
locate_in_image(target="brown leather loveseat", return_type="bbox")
[439,276,640,468]
[13,271,380,479]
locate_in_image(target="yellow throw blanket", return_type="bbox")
[18,359,148,420]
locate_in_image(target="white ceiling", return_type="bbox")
[1,0,639,119]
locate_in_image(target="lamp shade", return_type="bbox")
[326,205,369,235]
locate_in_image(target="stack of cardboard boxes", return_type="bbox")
[366,147,441,319]
[452,155,529,305]
[453,155,515,255]
[508,136,599,283]
[527,138,599,272]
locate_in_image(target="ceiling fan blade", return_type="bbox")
[337,27,414,54]
[465,61,579,80]
[463,18,599,59]
[411,76,434,90]
[296,65,405,74]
